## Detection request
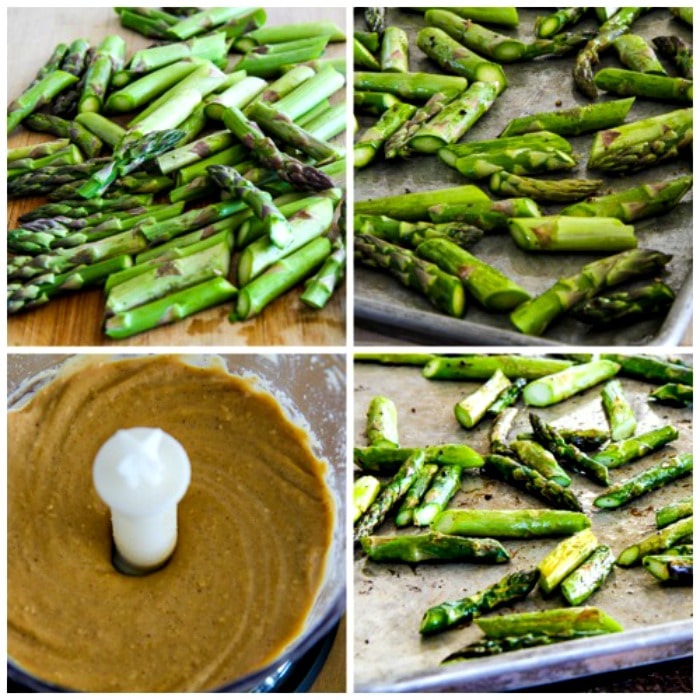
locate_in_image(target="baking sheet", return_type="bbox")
[353,357,693,691]
[353,8,693,346]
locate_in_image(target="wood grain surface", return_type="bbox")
[8,7,347,347]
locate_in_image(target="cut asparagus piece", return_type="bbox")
[594,67,692,103]
[354,37,381,70]
[656,497,693,528]
[510,249,673,336]
[478,606,623,638]
[433,509,590,539]
[423,355,573,380]
[500,98,635,137]
[299,239,346,310]
[516,428,609,452]
[355,233,466,318]
[449,148,577,181]
[166,8,255,41]
[600,354,693,386]
[353,475,382,523]
[538,528,599,594]
[428,198,541,232]
[355,185,490,221]
[594,454,692,509]
[8,70,79,133]
[523,359,621,407]
[441,132,573,163]
[234,237,331,321]
[75,112,126,146]
[395,463,439,527]
[354,90,404,115]
[416,238,531,312]
[417,22,507,93]
[366,396,399,448]
[79,35,126,113]
[235,37,331,79]
[484,454,583,512]
[560,545,616,606]
[443,632,571,661]
[593,425,679,470]
[380,26,409,73]
[530,414,610,486]
[613,33,667,74]
[8,138,71,162]
[643,554,693,583]
[23,113,102,159]
[490,171,603,203]
[588,108,692,173]
[413,465,464,526]
[420,569,539,636]
[649,383,693,408]
[408,81,500,154]
[360,532,509,564]
[617,516,693,567]
[353,70,468,102]
[354,450,426,541]
[508,215,636,253]
[354,444,484,475]
[510,440,571,487]
[652,35,693,79]
[104,277,237,339]
[489,407,518,456]
[364,7,386,34]
[486,378,528,417]
[601,379,637,441]
[455,370,512,429]
[573,8,648,98]
[535,8,587,39]
[354,102,417,168]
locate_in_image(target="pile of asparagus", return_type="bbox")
[8,7,347,338]
[354,353,692,662]
[353,7,692,338]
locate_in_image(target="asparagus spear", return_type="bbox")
[486,379,528,417]
[617,516,693,567]
[446,8,520,28]
[380,26,409,73]
[600,354,692,386]
[355,233,466,317]
[573,7,647,99]
[588,108,692,173]
[354,103,417,168]
[116,8,174,39]
[166,8,255,40]
[508,215,636,253]
[299,238,346,310]
[353,37,381,70]
[649,383,693,408]
[489,406,518,456]
[355,185,490,221]
[75,112,126,147]
[18,195,152,222]
[510,440,571,487]
[523,359,620,407]
[8,138,71,161]
[354,475,382,523]
[354,353,437,366]
[355,31,380,53]
[489,171,603,203]
[354,444,484,475]
[428,198,541,232]
[417,23,507,94]
[594,67,693,103]
[236,20,345,48]
[613,34,667,74]
[420,569,539,636]
[643,554,693,583]
[535,8,587,39]
[415,238,532,312]
[23,113,102,159]
[413,465,464,526]
[366,396,400,448]
[354,214,483,250]
[353,70,468,102]
[395,463,439,527]
[516,428,609,452]
[455,370,512,429]
[26,43,69,88]
[8,70,79,133]
[560,545,616,606]
[79,35,126,113]
[129,32,228,73]
[273,65,345,121]
[601,379,637,442]
[593,425,679,470]
[652,35,693,79]
[443,632,569,661]
[432,509,590,539]
[364,8,386,34]
[500,97,635,137]
[447,148,577,181]
[354,91,404,115]
[529,414,610,486]
[7,158,112,198]
[538,528,599,594]
[408,81,500,154]
[423,355,573,380]
[594,454,692,509]
[510,249,673,336]
[234,237,332,321]
[354,450,427,541]
[359,532,509,564]
[484,454,583,512]
[656,497,693,528]
[576,282,676,327]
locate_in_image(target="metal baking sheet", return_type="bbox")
[353,8,693,346]
[353,357,692,691]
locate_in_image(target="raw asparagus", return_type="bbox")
[380,26,409,73]
[79,35,126,113]
[490,171,603,203]
[455,370,512,429]
[593,425,679,470]
[23,112,102,159]
[428,198,541,232]
[432,509,591,539]
[420,569,539,636]
[8,70,79,133]
[560,545,616,606]
[353,70,468,102]
[354,91,404,115]
[535,8,587,39]
[594,67,692,103]
[299,238,346,310]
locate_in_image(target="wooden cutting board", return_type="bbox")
[8,7,347,347]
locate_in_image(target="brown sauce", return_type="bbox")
[8,355,334,691]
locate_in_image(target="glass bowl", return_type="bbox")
[7,353,346,692]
